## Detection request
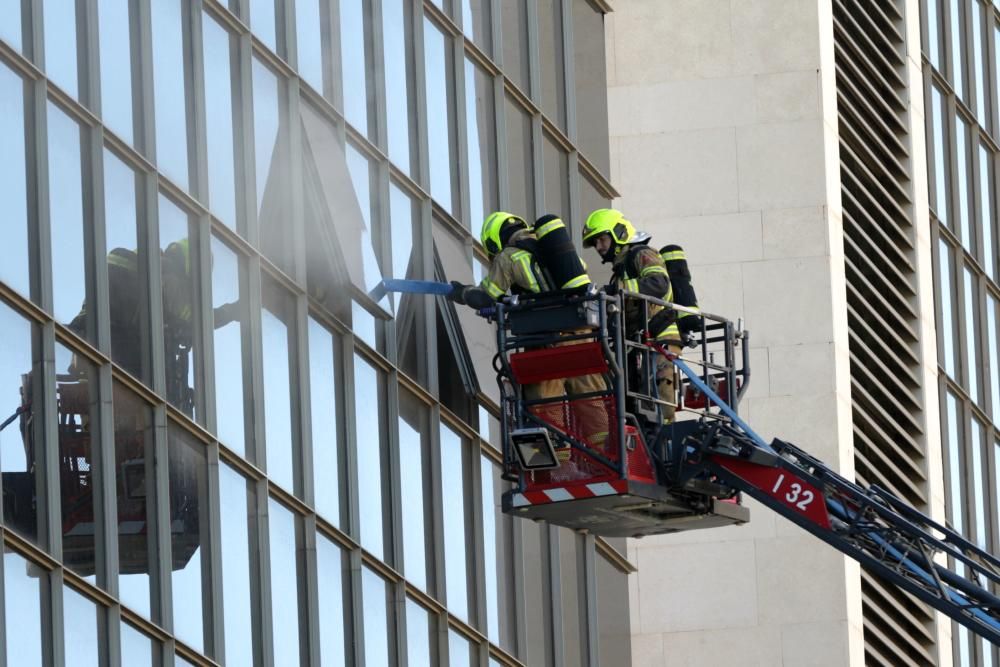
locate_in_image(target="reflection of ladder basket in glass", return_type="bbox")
[496,288,751,538]
[0,373,200,576]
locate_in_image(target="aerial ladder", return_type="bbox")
[486,286,1000,647]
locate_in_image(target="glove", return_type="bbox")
[447,281,468,304]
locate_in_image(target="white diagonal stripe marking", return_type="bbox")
[587,482,617,496]
[544,488,574,502]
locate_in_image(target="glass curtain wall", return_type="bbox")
[0,0,625,665]
[923,1,1000,664]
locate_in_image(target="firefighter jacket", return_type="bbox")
[478,228,552,298]
[612,243,681,342]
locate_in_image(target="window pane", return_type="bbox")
[940,240,957,377]
[362,567,391,667]
[506,97,535,219]
[104,149,150,381]
[537,0,566,129]
[340,0,370,135]
[543,134,570,217]
[389,183,423,380]
[424,18,458,214]
[481,457,500,643]
[250,0,277,52]
[113,383,156,620]
[219,464,256,667]
[269,499,302,664]
[946,392,964,533]
[399,392,429,589]
[559,531,585,666]
[462,0,491,51]
[951,0,965,101]
[308,318,341,525]
[440,425,468,619]
[405,599,433,666]
[354,355,386,558]
[972,1,987,125]
[253,59,294,273]
[383,0,413,173]
[317,536,347,667]
[98,0,135,143]
[989,295,1000,422]
[0,305,39,545]
[0,0,22,51]
[345,145,386,299]
[567,2,611,175]
[168,424,210,653]
[159,195,201,418]
[597,553,631,667]
[964,268,980,401]
[0,64,30,297]
[296,0,324,92]
[43,0,80,98]
[212,237,249,454]
[926,0,942,69]
[203,12,239,229]
[151,0,191,188]
[931,86,948,225]
[48,102,89,331]
[56,344,98,580]
[465,58,498,235]
[120,622,154,665]
[262,278,297,491]
[980,144,994,279]
[956,116,972,251]
[522,523,549,664]
[63,586,100,667]
[449,629,474,667]
[971,418,987,546]
[3,549,45,666]
[501,0,530,93]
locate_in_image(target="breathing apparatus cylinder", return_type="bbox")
[659,244,701,333]
[530,215,592,291]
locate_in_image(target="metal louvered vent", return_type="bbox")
[833,0,937,664]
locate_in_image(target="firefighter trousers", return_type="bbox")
[655,341,683,423]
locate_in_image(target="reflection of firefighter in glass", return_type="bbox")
[1,240,210,576]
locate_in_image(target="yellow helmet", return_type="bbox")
[582,208,637,248]
[481,211,527,258]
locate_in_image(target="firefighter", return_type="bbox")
[581,208,682,423]
[449,211,607,463]
[68,240,204,410]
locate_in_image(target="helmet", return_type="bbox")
[481,211,528,258]
[582,208,638,248]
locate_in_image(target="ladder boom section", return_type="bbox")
[673,361,1000,645]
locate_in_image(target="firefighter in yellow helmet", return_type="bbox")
[582,208,682,423]
[449,211,607,470]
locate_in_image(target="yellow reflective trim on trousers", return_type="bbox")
[481,279,505,298]
[561,274,591,289]
[677,308,700,319]
[639,265,668,277]
[535,218,565,239]
[511,251,540,292]
[661,250,685,261]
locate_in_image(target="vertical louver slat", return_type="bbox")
[833,0,937,664]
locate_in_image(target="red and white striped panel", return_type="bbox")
[511,480,628,507]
